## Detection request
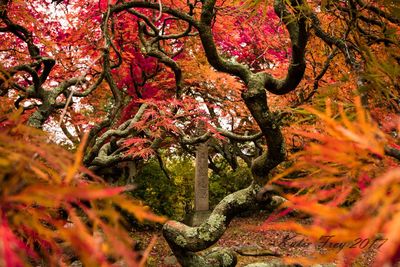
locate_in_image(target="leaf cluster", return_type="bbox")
[0,112,165,266]
[267,97,400,266]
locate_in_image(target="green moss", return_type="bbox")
[197,214,227,242]
[223,193,236,204]
[221,253,233,266]
[222,188,251,206]
[208,214,226,231]
[186,228,197,238]
[235,191,248,205]
[205,248,236,267]
[199,230,212,241]
[175,235,187,247]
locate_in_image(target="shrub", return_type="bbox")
[209,158,252,207]
[131,156,194,221]
[131,155,252,219]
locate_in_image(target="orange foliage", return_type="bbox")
[266,98,400,266]
[0,112,165,266]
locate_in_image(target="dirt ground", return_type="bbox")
[131,211,384,267]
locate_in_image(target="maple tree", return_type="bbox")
[1,0,400,266]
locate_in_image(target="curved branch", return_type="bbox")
[385,146,400,161]
[294,47,339,106]
[127,9,158,35]
[157,17,195,40]
[156,0,163,21]
[162,1,308,265]
[155,151,171,180]
[336,4,385,27]
[91,149,132,167]
[86,1,124,154]
[217,128,263,142]
[72,73,105,97]
[0,14,40,58]
[355,0,400,24]
[261,0,308,95]
[181,128,263,145]
[138,22,183,96]
[60,120,80,145]
[310,12,359,69]
[12,65,41,92]
[181,132,212,145]
[84,103,148,165]
[197,19,252,82]
[163,184,285,266]
[111,1,199,27]
[39,57,56,84]
[55,76,85,95]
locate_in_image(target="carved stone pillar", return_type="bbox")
[194,141,209,211]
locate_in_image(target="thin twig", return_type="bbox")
[156,0,163,21]
[139,235,158,267]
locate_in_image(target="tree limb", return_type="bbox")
[385,145,400,161]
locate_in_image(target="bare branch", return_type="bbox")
[60,120,80,145]
[181,132,212,145]
[385,146,400,161]
[111,1,199,27]
[217,128,263,142]
[355,0,400,24]
[84,104,148,165]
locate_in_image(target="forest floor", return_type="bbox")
[131,210,383,267]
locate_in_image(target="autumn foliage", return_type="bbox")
[266,97,400,266]
[1,0,400,266]
[0,112,165,266]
